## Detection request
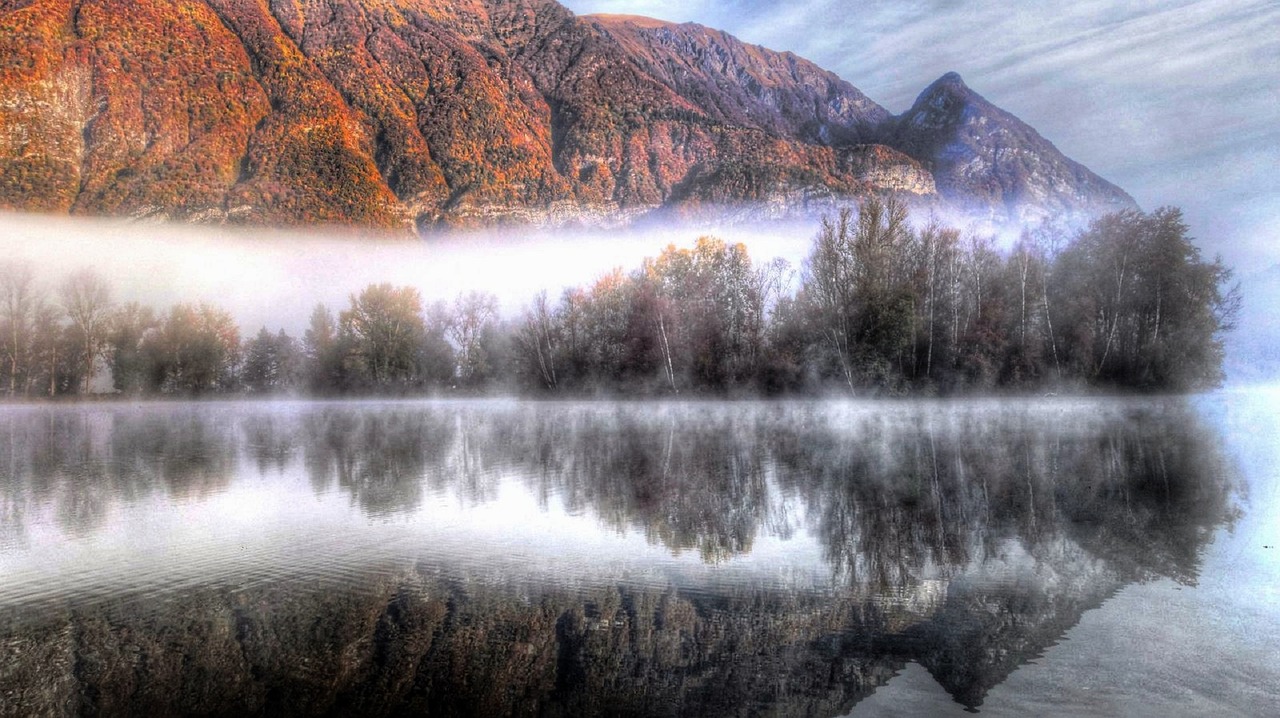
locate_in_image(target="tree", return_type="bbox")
[801,208,858,390]
[1001,234,1049,383]
[449,291,499,386]
[953,232,1008,388]
[1128,207,1240,389]
[29,302,75,397]
[0,261,40,397]
[421,300,457,388]
[1048,208,1239,390]
[516,291,560,390]
[910,220,962,383]
[637,237,771,392]
[303,304,343,393]
[800,198,915,392]
[340,284,426,389]
[59,269,113,394]
[242,327,301,394]
[108,303,159,394]
[143,303,241,394]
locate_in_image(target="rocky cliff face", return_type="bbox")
[583,14,891,146]
[0,0,1129,232]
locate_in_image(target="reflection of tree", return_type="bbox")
[1053,409,1239,586]
[849,403,1240,711]
[0,407,236,537]
[0,398,1244,716]
[496,405,776,562]
[112,410,236,500]
[240,411,301,475]
[761,403,1237,601]
[0,399,1238,585]
[299,406,501,516]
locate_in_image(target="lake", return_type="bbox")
[1,392,1277,716]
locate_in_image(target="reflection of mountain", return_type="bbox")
[3,571,906,717]
[0,399,1239,714]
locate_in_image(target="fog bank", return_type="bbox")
[0,212,820,334]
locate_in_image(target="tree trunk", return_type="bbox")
[657,313,676,393]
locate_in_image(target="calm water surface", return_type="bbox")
[0,391,1276,716]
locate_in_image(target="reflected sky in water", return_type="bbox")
[0,394,1273,716]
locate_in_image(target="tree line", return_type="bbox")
[0,202,1238,399]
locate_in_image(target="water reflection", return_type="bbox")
[0,398,1241,715]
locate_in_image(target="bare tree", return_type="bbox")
[802,208,858,391]
[0,261,40,397]
[517,291,559,390]
[449,291,498,385]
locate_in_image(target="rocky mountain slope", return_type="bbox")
[890,72,1135,225]
[0,0,1132,232]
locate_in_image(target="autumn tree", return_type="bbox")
[637,237,772,392]
[568,269,633,389]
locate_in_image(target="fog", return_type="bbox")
[0,212,824,334]
[0,202,1070,340]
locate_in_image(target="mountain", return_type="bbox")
[890,72,1136,224]
[0,0,1131,232]
[583,14,891,146]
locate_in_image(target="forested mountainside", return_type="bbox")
[0,0,1133,231]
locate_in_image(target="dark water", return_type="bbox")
[0,393,1275,716]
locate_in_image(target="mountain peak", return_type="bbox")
[911,71,978,115]
[892,71,1137,223]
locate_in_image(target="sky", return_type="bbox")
[564,0,1280,273]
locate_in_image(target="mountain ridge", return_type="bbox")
[0,0,1134,233]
